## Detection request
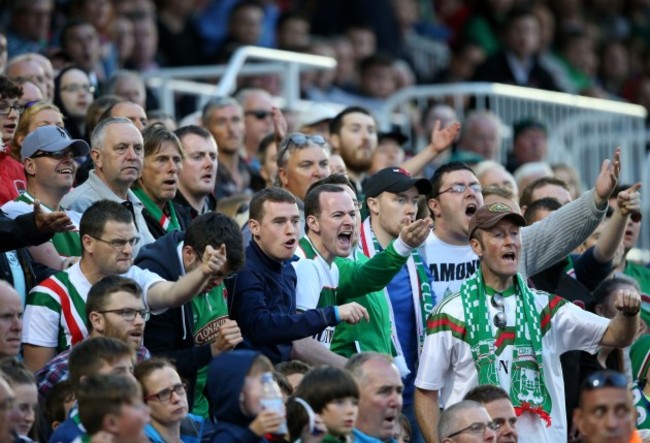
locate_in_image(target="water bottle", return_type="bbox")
[259,372,288,435]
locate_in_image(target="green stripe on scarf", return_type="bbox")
[460,268,552,427]
[133,188,180,233]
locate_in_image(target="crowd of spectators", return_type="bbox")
[1,1,650,443]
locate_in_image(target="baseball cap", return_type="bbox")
[364,167,432,199]
[21,125,90,161]
[513,118,547,140]
[468,202,527,239]
[297,105,339,130]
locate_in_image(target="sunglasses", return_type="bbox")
[491,292,507,329]
[277,133,328,166]
[582,370,628,391]
[245,109,273,120]
[30,148,75,159]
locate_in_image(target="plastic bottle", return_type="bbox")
[259,371,288,435]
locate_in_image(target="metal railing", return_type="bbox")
[141,45,337,120]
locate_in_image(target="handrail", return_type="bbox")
[376,82,647,129]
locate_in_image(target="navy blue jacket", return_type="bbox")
[135,230,213,409]
[227,240,338,363]
[207,351,269,443]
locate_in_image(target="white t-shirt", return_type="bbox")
[423,231,480,300]
[415,289,610,443]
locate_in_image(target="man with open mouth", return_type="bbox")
[415,202,641,443]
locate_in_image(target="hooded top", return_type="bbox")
[207,350,269,443]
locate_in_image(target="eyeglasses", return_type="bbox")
[491,292,507,329]
[97,308,151,322]
[582,370,628,391]
[144,383,187,403]
[0,101,22,115]
[30,148,75,160]
[60,83,95,94]
[433,183,482,198]
[277,133,328,166]
[90,235,140,250]
[446,421,499,438]
[245,109,273,120]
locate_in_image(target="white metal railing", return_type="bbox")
[141,46,336,120]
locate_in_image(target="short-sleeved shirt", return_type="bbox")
[23,262,164,352]
[415,288,609,443]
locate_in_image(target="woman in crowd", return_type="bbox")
[0,358,39,442]
[11,101,65,161]
[135,358,203,443]
[53,66,95,142]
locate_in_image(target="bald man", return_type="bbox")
[0,282,23,360]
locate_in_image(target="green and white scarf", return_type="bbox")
[460,268,552,426]
[133,187,180,233]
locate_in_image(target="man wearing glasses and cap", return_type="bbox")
[414,202,641,443]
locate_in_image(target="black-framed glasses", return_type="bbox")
[245,109,273,120]
[446,421,499,438]
[144,383,187,403]
[433,183,482,198]
[491,292,507,329]
[277,133,328,166]
[582,370,628,391]
[90,235,140,250]
[0,101,22,115]
[30,148,75,160]
[97,308,150,322]
[60,83,95,94]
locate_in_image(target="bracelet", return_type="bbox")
[622,309,640,317]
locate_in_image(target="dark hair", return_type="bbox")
[0,76,23,100]
[249,187,296,222]
[77,373,142,435]
[359,53,394,74]
[503,6,537,31]
[464,384,511,404]
[287,366,359,440]
[590,275,640,312]
[304,183,345,221]
[68,337,134,390]
[306,173,355,197]
[53,65,93,140]
[275,360,312,377]
[519,176,569,208]
[44,380,75,428]
[86,276,142,327]
[428,161,474,197]
[60,19,94,50]
[134,357,176,398]
[329,106,373,136]
[184,212,245,272]
[275,11,307,33]
[523,197,562,224]
[85,95,122,139]
[257,133,276,166]
[79,200,134,254]
[174,124,212,141]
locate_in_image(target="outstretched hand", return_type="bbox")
[200,244,228,277]
[399,218,433,248]
[34,199,75,233]
[594,148,621,208]
[616,182,641,217]
[272,107,288,144]
[428,120,461,155]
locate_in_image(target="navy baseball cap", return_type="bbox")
[365,167,432,199]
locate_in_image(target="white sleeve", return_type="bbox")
[1,201,31,219]
[127,266,166,312]
[415,328,455,391]
[551,300,610,354]
[293,259,323,312]
[22,292,61,347]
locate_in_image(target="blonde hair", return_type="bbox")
[12,101,64,160]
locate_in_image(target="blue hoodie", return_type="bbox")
[206,351,269,443]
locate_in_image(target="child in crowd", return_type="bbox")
[287,366,359,443]
[395,413,412,443]
[44,380,75,432]
[0,358,39,442]
[207,350,286,443]
[73,373,150,443]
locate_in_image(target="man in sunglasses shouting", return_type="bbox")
[414,202,641,443]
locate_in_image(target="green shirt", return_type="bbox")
[190,284,229,418]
